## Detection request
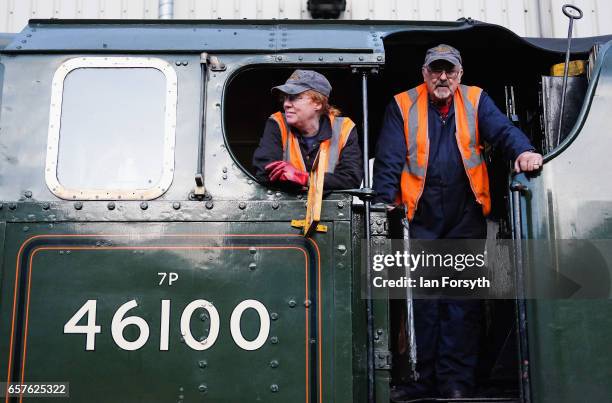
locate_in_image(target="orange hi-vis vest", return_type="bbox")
[394,83,491,221]
[270,112,354,173]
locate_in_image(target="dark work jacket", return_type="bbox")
[252,114,363,190]
[372,91,535,239]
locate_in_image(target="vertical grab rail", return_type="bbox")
[510,181,531,403]
[194,53,208,198]
[361,71,376,403]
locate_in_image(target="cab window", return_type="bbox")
[45,57,177,200]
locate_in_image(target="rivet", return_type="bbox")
[140,202,148,210]
[359,56,364,61]
[275,192,282,198]
[249,262,257,270]
[319,56,323,61]
[377,56,383,61]
[339,56,343,61]
[24,190,32,198]
[42,202,50,210]
[222,174,228,180]
[270,312,279,320]
[247,179,253,185]
[270,360,279,368]
[337,244,347,253]
[337,201,344,209]
[239,202,246,210]
[272,201,279,209]
[205,201,214,209]
[377,328,383,335]
[222,167,228,173]
[107,202,115,210]
[182,60,188,66]
[277,56,282,61]
[74,202,83,210]
[175,61,181,66]
[173,202,181,210]
[198,360,207,368]
[304,299,311,307]
[270,384,279,393]
[267,190,273,195]
[374,335,379,341]
[198,384,207,393]
[9,203,17,210]
[249,247,257,254]
[288,299,296,308]
[270,336,279,344]
[16,46,21,50]
[298,56,303,61]
[0,203,3,209]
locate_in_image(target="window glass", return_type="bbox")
[56,67,166,190]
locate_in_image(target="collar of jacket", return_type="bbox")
[429,97,456,119]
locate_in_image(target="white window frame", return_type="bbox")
[45,56,178,200]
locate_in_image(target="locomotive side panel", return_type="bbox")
[0,222,338,402]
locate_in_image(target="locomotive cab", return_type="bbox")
[1,18,612,403]
[223,22,611,402]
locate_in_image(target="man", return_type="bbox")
[373,44,543,399]
[253,69,362,191]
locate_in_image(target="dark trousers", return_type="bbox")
[403,194,487,395]
[412,299,482,395]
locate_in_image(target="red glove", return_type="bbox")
[265,161,309,187]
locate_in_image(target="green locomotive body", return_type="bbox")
[0,18,610,402]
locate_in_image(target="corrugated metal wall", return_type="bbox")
[0,0,610,37]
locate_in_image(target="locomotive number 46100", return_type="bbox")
[63,299,271,352]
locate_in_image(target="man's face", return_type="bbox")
[422,60,463,104]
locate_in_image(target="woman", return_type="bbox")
[252,69,362,190]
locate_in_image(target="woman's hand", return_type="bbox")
[265,161,309,186]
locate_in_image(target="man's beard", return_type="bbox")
[432,85,452,105]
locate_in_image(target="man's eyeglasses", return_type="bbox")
[426,67,461,79]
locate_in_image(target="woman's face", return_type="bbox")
[282,92,322,128]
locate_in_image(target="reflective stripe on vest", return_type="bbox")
[394,83,491,221]
[270,112,354,173]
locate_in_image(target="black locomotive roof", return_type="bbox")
[2,18,610,54]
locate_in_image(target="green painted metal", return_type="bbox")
[0,221,360,402]
[0,17,611,403]
[514,42,612,402]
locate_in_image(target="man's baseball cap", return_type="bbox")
[271,69,332,97]
[424,44,462,67]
